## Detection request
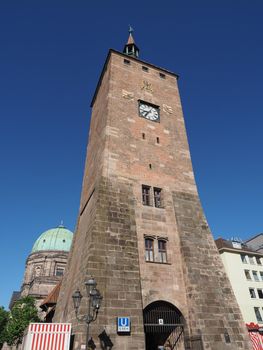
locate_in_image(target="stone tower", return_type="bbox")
[54,31,251,350]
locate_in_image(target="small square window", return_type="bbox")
[55,268,64,277]
[241,254,247,263]
[159,72,166,79]
[244,270,251,280]
[254,307,263,322]
[142,66,149,72]
[249,288,256,298]
[258,289,263,299]
[249,256,255,264]
[124,59,130,65]
[253,271,259,281]
[256,257,262,265]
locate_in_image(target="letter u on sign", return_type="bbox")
[117,317,130,333]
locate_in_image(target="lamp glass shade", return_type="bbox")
[91,290,102,309]
[85,277,97,294]
[72,289,82,310]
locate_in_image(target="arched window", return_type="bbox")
[158,240,167,263]
[145,238,154,262]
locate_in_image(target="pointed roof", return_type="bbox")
[127,32,135,45]
[127,25,135,44]
[123,25,139,58]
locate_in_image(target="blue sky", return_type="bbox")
[1,1,263,308]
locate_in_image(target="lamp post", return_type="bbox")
[72,277,103,350]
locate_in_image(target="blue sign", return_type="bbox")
[117,317,130,333]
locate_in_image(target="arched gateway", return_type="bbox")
[143,301,185,350]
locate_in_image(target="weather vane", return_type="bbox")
[129,25,133,34]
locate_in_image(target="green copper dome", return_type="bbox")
[31,225,73,253]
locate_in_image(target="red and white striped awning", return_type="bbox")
[23,323,71,350]
[247,323,263,350]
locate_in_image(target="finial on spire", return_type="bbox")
[58,220,64,228]
[123,25,139,58]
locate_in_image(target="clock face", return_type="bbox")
[139,102,160,122]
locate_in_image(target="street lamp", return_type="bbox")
[72,278,103,350]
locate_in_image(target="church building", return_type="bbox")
[54,31,251,350]
[20,224,73,315]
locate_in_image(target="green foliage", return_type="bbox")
[5,296,40,347]
[0,307,9,349]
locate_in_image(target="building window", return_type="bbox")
[34,266,41,277]
[244,270,251,280]
[249,288,256,298]
[55,268,64,277]
[258,289,263,299]
[159,72,166,79]
[145,238,154,262]
[249,256,255,264]
[142,133,145,139]
[254,307,263,322]
[142,185,151,206]
[154,187,162,208]
[253,271,259,281]
[123,59,130,65]
[241,254,247,263]
[156,137,160,144]
[256,257,262,265]
[142,66,149,72]
[158,240,167,263]
[260,272,263,281]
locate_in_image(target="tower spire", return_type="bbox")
[123,25,139,58]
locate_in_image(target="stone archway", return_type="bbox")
[143,300,185,350]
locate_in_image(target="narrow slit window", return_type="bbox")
[149,164,152,169]
[142,133,145,139]
[156,137,160,144]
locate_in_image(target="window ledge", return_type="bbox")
[142,204,165,209]
[145,260,171,265]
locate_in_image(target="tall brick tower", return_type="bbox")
[54,30,251,350]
